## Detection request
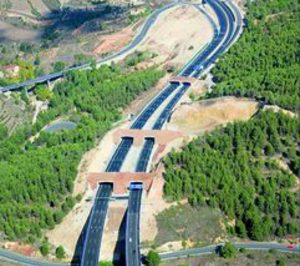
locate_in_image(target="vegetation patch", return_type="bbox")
[42,0,61,11]
[0,93,31,133]
[154,204,224,247]
[163,111,299,241]
[0,0,12,9]
[208,0,300,111]
[0,65,164,243]
[27,0,42,17]
[125,50,156,67]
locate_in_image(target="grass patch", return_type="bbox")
[42,0,61,11]
[27,0,41,17]
[153,204,225,247]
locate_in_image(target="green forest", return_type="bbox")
[163,0,300,242]
[0,65,163,242]
[208,0,300,111]
[164,111,299,240]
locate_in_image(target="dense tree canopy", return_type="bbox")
[164,111,299,240]
[0,65,164,242]
[208,0,300,111]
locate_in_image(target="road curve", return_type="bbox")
[0,1,178,93]
[0,242,298,266]
[159,242,300,261]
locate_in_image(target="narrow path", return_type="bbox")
[159,242,300,261]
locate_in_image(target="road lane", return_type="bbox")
[125,186,143,266]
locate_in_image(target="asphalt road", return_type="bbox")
[80,183,112,266]
[130,83,179,129]
[152,83,190,130]
[79,137,134,266]
[136,138,155,172]
[105,137,134,172]
[122,2,236,265]
[159,242,300,260]
[125,188,143,266]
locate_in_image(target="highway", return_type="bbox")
[80,183,112,266]
[106,137,134,172]
[159,242,300,261]
[130,82,180,130]
[79,137,134,265]
[152,83,190,130]
[0,1,178,93]
[125,184,143,266]
[136,138,155,172]
[123,1,244,265]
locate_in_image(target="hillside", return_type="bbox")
[0,0,168,83]
[159,0,300,248]
[0,65,164,257]
[209,0,300,110]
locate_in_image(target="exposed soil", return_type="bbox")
[93,21,141,56]
[138,4,214,70]
[263,105,297,118]
[7,0,50,16]
[167,97,259,136]
[0,20,40,41]
[2,242,35,257]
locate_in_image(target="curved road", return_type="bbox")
[0,242,299,266]
[159,242,300,261]
[0,1,178,93]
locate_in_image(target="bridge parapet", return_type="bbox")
[87,172,154,195]
[169,76,197,85]
[113,129,183,147]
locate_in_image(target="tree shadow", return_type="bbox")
[70,211,91,266]
[70,206,128,266]
[112,209,127,266]
[0,3,128,44]
[41,4,128,47]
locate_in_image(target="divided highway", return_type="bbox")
[80,137,134,265]
[124,1,244,266]
[124,1,244,265]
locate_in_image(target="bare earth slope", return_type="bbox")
[167,97,259,135]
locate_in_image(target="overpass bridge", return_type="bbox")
[78,0,244,265]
